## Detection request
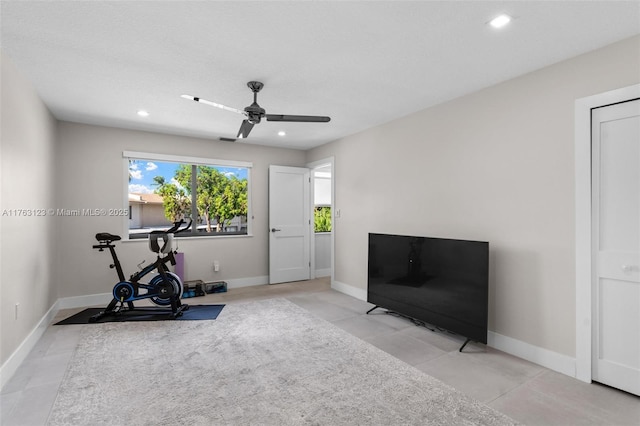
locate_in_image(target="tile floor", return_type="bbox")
[1,277,639,425]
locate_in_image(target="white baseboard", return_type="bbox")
[55,277,271,308]
[487,331,576,377]
[49,275,272,312]
[329,281,578,378]
[57,292,112,310]
[0,301,59,390]
[315,268,331,278]
[226,275,268,288]
[56,276,271,308]
[332,280,367,301]
[2,293,114,390]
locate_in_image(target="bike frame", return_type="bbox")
[129,250,175,285]
[90,220,191,321]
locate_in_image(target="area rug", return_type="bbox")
[54,304,225,324]
[47,298,518,425]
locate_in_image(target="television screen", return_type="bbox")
[368,233,489,344]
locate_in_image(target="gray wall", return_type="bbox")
[54,122,306,298]
[1,54,58,365]
[307,35,640,358]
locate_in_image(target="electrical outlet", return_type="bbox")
[214,260,220,272]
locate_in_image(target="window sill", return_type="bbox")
[123,233,253,243]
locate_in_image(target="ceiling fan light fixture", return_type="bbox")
[489,14,512,29]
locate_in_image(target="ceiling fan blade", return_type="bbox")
[237,120,255,139]
[265,114,331,123]
[181,95,246,116]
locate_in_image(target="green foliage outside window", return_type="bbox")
[152,175,191,222]
[314,206,331,232]
[152,165,248,233]
[173,165,247,232]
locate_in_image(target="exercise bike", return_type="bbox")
[90,219,191,322]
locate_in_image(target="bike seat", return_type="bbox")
[95,232,121,242]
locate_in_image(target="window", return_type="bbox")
[124,151,251,239]
[314,206,331,232]
[313,166,332,233]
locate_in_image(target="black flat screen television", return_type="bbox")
[367,233,489,345]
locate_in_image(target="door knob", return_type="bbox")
[621,265,635,272]
[271,228,281,233]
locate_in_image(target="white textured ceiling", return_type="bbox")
[1,1,639,150]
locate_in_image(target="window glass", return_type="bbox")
[314,206,331,232]
[127,158,249,239]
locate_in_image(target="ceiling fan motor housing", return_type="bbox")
[245,102,266,124]
[245,81,266,123]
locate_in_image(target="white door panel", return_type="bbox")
[598,278,640,368]
[592,99,640,396]
[597,107,640,252]
[269,165,310,284]
[598,251,640,282]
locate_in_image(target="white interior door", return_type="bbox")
[269,165,310,284]
[592,99,640,396]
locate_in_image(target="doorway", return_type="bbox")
[575,84,640,396]
[268,157,334,285]
[310,161,333,280]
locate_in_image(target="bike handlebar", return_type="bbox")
[150,219,192,235]
[175,219,192,234]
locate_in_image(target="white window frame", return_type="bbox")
[123,151,253,240]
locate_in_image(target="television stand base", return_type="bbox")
[366,305,382,314]
[367,305,475,353]
[459,338,472,352]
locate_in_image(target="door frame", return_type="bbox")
[307,157,335,285]
[575,83,640,383]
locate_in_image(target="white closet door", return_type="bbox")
[592,99,640,396]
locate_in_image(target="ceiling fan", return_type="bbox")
[182,81,331,139]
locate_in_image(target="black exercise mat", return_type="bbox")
[55,304,225,325]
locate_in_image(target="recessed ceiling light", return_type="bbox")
[278,131,286,136]
[137,110,149,117]
[489,14,512,29]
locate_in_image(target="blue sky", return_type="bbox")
[128,160,247,194]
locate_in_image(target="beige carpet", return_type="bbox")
[47,298,519,425]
